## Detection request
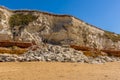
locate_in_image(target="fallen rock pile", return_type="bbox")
[20,44,88,62]
[0,44,120,64]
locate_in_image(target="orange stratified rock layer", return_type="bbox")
[70,45,92,51]
[0,41,32,54]
[70,45,120,57]
[101,50,120,57]
[0,41,33,48]
[0,47,28,54]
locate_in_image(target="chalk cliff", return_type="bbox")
[0,6,120,50]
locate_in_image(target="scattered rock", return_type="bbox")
[0,44,120,64]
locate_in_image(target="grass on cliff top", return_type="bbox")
[9,13,38,27]
[104,31,120,42]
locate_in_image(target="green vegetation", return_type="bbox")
[9,13,38,27]
[104,31,120,42]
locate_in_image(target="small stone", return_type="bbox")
[71,58,77,62]
[104,56,113,62]
[91,60,99,64]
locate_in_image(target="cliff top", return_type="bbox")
[0,6,106,31]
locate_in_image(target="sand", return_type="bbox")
[0,62,120,80]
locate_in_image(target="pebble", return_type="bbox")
[0,44,120,64]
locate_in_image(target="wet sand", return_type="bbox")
[0,62,120,80]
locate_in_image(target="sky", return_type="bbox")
[0,0,120,34]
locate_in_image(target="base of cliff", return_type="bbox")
[0,43,120,64]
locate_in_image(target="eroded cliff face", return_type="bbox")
[0,6,120,50]
[0,7,12,41]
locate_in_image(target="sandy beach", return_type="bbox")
[0,62,120,80]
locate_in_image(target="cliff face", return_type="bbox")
[0,6,120,50]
